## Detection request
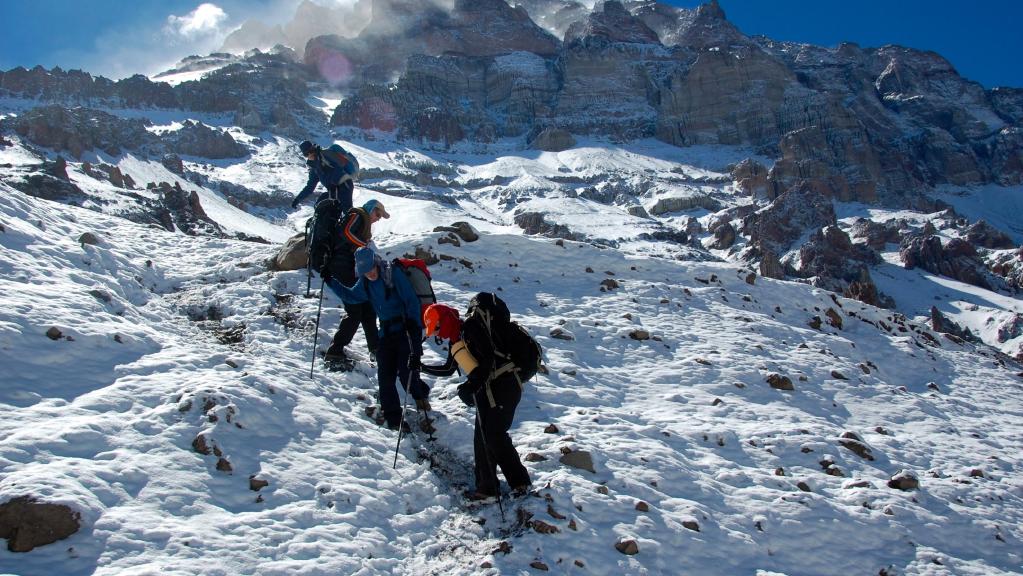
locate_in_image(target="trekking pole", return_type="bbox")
[404,324,435,441]
[475,407,506,522]
[309,276,325,379]
[304,218,314,298]
[392,376,413,469]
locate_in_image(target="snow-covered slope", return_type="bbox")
[2,183,1022,575]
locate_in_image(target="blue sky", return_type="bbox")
[1,0,1020,88]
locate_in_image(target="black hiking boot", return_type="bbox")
[511,484,536,498]
[386,419,412,434]
[463,490,498,504]
[324,345,354,372]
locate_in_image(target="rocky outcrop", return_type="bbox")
[989,248,1023,290]
[743,184,837,256]
[169,121,248,159]
[4,106,247,160]
[930,306,978,342]
[900,235,1003,291]
[564,1,660,46]
[530,127,575,152]
[964,220,1015,249]
[794,225,883,298]
[1,53,318,133]
[849,218,904,251]
[514,211,583,242]
[153,181,223,236]
[4,106,154,158]
[731,158,769,195]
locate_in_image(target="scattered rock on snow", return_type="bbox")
[529,560,550,570]
[839,432,875,461]
[825,308,843,329]
[560,450,595,473]
[549,327,575,341]
[682,519,701,532]
[192,434,213,455]
[525,453,548,462]
[544,424,559,434]
[78,232,100,246]
[887,470,920,491]
[45,327,63,340]
[433,221,479,242]
[600,278,619,291]
[635,501,650,512]
[216,457,233,472]
[831,370,848,380]
[615,538,640,555]
[0,496,81,553]
[249,477,269,491]
[531,520,560,535]
[628,329,650,341]
[766,373,794,391]
[797,481,812,492]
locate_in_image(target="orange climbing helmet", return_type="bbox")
[423,303,462,342]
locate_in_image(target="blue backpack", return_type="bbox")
[321,143,360,181]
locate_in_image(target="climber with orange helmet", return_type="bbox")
[421,302,532,501]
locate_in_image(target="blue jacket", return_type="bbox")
[328,262,424,346]
[292,149,351,205]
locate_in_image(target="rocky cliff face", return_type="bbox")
[319,0,1021,205]
[1,50,320,137]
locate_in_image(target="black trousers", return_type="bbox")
[326,243,378,354]
[473,377,530,494]
[377,331,429,427]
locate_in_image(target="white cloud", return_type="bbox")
[166,3,229,38]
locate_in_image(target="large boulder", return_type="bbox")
[0,496,80,553]
[268,233,309,271]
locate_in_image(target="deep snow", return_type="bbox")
[2,156,1023,574]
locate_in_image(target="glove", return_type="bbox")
[318,264,332,284]
[291,198,300,210]
[408,354,421,372]
[457,381,477,407]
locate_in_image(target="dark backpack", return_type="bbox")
[306,202,346,274]
[390,258,437,323]
[321,143,360,181]
[466,292,543,383]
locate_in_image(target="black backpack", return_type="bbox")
[306,202,346,274]
[466,292,543,383]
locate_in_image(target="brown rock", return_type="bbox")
[45,327,63,341]
[525,453,548,462]
[530,560,550,571]
[887,470,920,491]
[559,451,595,473]
[216,457,233,472]
[797,481,812,492]
[531,520,560,535]
[615,538,640,555]
[825,308,843,329]
[635,501,650,512]
[249,477,269,491]
[839,432,875,461]
[628,329,651,341]
[831,370,848,380]
[767,373,794,391]
[682,520,700,532]
[268,233,308,271]
[0,496,81,552]
[543,424,559,434]
[192,434,213,455]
